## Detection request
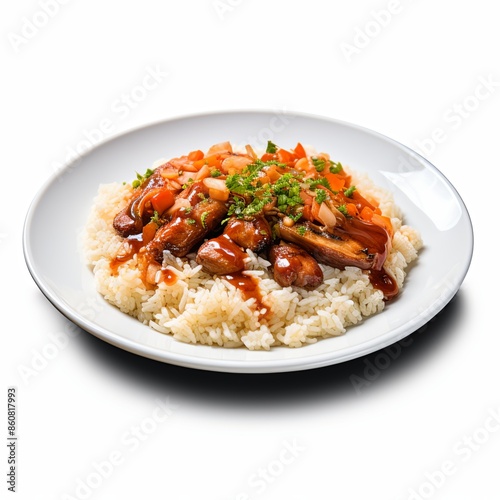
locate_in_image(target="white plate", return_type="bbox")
[23,111,473,373]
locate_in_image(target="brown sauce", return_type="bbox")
[207,235,247,272]
[109,236,144,275]
[340,218,397,299]
[224,272,268,315]
[368,269,399,300]
[160,268,178,285]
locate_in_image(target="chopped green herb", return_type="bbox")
[182,178,194,190]
[329,161,343,174]
[131,168,154,188]
[266,140,278,154]
[210,169,222,177]
[337,204,348,215]
[297,225,307,236]
[315,189,328,204]
[312,157,326,172]
[150,210,161,225]
[184,206,193,214]
[186,218,196,225]
[201,211,209,228]
[289,211,303,222]
[307,177,332,191]
[344,185,356,198]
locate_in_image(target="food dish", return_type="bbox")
[83,141,421,349]
[23,111,473,372]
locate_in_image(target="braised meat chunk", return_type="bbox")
[269,242,324,290]
[223,216,272,252]
[143,196,227,261]
[196,235,247,274]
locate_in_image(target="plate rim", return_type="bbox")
[23,109,474,373]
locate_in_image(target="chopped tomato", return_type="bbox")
[294,142,307,159]
[277,148,297,164]
[260,152,276,162]
[142,221,158,245]
[151,189,175,214]
[188,150,204,161]
[360,206,374,221]
[194,154,221,170]
[346,203,358,217]
[324,172,346,192]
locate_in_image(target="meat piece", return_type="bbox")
[269,243,323,289]
[276,220,389,271]
[113,163,179,237]
[141,197,228,261]
[223,216,272,252]
[196,235,247,274]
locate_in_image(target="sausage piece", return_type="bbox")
[269,243,323,290]
[223,216,272,252]
[196,235,247,274]
[143,197,227,261]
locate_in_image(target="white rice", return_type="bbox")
[83,169,422,350]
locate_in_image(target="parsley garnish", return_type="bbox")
[329,161,343,174]
[337,204,348,215]
[201,211,209,228]
[186,218,196,225]
[312,157,326,172]
[210,169,222,177]
[344,185,356,198]
[315,189,328,204]
[150,210,161,225]
[307,177,332,191]
[266,141,278,154]
[297,226,307,236]
[132,168,154,188]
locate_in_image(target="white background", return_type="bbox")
[1,1,499,499]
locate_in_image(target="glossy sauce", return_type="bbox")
[224,273,267,315]
[160,268,178,285]
[198,235,246,274]
[341,218,397,299]
[368,269,398,300]
[109,236,144,275]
